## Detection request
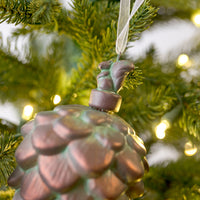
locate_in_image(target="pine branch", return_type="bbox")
[64,0,118,62]
[0,128,22,187]
[143,157,200,200]
[119,52,179,131]
[179,90,200,143]
[0,0,61,25]
[0,188,14,200]
[60,0,118,105]
[1,0,157,107]
[0,46,42,103]
[123,66,144,90]
[120,48,200,143]
[67,0,157,60]
[128,0,158,42]
[151,0,200,12]
[62,53,98,105]
[120,83,178,132]
[0,40,32,103]
[61,0,157,105]
[0,35,69,110]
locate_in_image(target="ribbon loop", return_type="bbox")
[116,0,145,55]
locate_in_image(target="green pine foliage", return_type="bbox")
[0,33,72,111]
[0,187,15,199]
[0,0,61,24]
[179,99,200,143]
[0,127,22,187]
[151,0,200,12]
[143,157,200,200]
[0,0,199,199]
[57,0,157,105]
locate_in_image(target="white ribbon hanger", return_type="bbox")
[116,0,145,55]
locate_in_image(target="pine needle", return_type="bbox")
[0,129,22,187]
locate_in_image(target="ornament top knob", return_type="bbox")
[89,60,134,112]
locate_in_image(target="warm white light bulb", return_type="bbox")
[192,13,200,27]
[53,94,61,105]
[155,120,170,139]
[156,130,166,140]
[184,141,197,156]
[22,105,34,120]
[177,54,189,66]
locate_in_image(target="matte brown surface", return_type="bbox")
[98,61,112,69]
[82,110,108,125]
[7,167,24,189]
[35,111,60,125]
[68,137,115,177]
[87,170,127,199]
[39,153,80,192]
[98,77,114,91]
[98,60,134,93]
[61,185,94,200]
[32,124,66,155]
[97,70,109,79]
[15,134,38,170]
[110,60,134,92]
[21,120,34,136]
[53,116,92,141]
[114,147,145,183]
[111,117,131,135]
[21,168,51,200]
[89,89,122,112]
[95,126,125,151]
[55,104,89,116]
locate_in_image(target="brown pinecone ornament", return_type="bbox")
[8,60,149,200]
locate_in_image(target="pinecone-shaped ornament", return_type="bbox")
[8,60,149,200]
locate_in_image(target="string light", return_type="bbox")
[155,120,170,139]
[184,141,197,156]
[53,94,61,105]
[22,105,34,120]
[177,54,190,67]
[191,12,200,27]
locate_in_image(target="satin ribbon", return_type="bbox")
[116,0,145,55]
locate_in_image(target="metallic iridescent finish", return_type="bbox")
[21,167,51,200]
[9,105,148,200]
[89,60,134,112]
[15,134,38,170]
[8,60,148,200]
[7,167,24,189]
[68,136,115,177]
[32,124,66,155]
[39,153,80,193]
[87,170,127,199]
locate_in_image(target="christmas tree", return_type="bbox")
[0,0,200,199]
